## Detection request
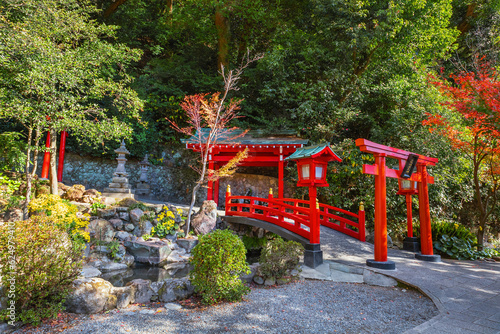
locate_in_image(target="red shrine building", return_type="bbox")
[182,129,308,205]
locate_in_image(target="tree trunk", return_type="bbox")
[23,126,33,220]
[477,221,486,250]
[49,128,58,195]
[30,127,41,178]
[215,8,230,72]
[103,0,129,18]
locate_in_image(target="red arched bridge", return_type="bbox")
[223,188,365,248]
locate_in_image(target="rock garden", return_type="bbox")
[0,179,309,331]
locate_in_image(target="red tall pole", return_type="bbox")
[41,132,51,179]
[417,164,433,255]
[213,164,219,206]
[309,186,319,244]
[278,160,284,199]
[373,153,388,262]
[207,161,214,201]
[406,195,413,238]
[57,130,67,182]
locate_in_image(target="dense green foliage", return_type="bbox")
[259,238,304,279]
[190,229,250,305]
[0,217,83,325]
[0,0,499,240]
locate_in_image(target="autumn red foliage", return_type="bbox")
[423,61,500,248]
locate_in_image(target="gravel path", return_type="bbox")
[55,279,436,334]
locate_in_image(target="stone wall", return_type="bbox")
[52,152,294,207]
[56,152,202,205]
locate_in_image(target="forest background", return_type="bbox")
[1,0,499,246]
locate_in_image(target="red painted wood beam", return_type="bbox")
[362,164,435,184]
[356,138,438,166]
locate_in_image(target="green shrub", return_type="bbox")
[0,216,83,325]
[90,202,106,215]
[127,202,150,212]
[434,235,499,260]
[190,229,250,305]
[414,220,476,243]
[259,238,304,279]
[29,194,89,250]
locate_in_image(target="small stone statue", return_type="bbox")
[136,155,151,197]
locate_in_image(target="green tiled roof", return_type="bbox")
[285,143,342,161]
[181,128,308,145]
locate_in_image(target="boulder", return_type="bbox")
[58,182,70,192]
[264,277,276,286]
[191,200,217,235]
[86,219,115,242]
[113,286,134,309]
[119,212,130,222]
[109,219,124,230]
[80,266,102,278]
[120,254,135,267]
[124,240,172,266]
[176,238,199,253]
[62,185,85,202]
[97,208,116,220]
[98,262,129,273]
[126,279,153,304]
[65,278,116,314]
[83,188,98,196]
[158,278,194,303]
[240,263,259,283]
[115,231,131,241]
[167,248,188,263]
[118,198,138,207]
[124,223,135,232]
[129,208,144,225]
[3,209,22,222]
[133,221,153,237]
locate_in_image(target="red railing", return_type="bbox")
[273,198,365,242]
[225,189,365,243]
[225,195,313,242]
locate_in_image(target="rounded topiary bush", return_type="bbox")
[190,229,250,305]
[259,237,304,279]
[0,216,83,325]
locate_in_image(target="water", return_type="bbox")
[101,262,192,287]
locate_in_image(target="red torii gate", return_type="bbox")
[356,139,440,270]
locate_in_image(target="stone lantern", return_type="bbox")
[104,140,133,195]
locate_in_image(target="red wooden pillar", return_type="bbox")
[304,185,323,268]
[41,132,51,179]
[213,164,219,206]
[406,195,413,238]
[278,160,284,198]
[373,153,389,263]
[417,164,433,255]
[207,161,214,201]
[308,186,319,244]
[57,130,67,182]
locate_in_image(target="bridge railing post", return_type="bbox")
[225,185,231,215]
[358,202,366,242]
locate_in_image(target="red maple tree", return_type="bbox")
[423,61,500,248]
